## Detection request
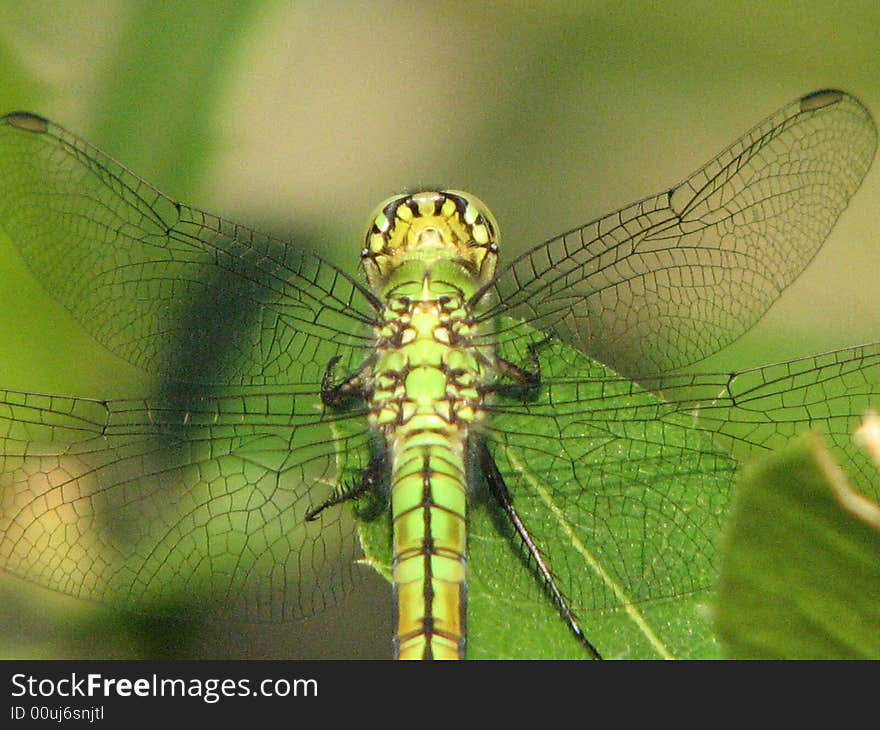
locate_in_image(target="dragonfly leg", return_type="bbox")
[488,336,552,395]
[306,453,386,521]
[476,439,603,660]
[321,355,371,407]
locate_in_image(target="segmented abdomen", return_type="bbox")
[391,432,467,659]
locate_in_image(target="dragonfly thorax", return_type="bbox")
[369,284,488,432]
[361,189,498,294]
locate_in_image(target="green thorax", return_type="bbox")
[362,189,502,434]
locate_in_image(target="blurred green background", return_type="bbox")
[0,1,877,659]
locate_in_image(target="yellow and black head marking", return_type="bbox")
[361,190,499,291]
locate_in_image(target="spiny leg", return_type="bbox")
[476,439,603,660]
[321,354,371,407]
[490,335,551,392]
[310,355,384,521]
[305,454,386,522]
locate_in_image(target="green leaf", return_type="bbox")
[715,432,880,659]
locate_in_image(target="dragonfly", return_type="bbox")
[0,89,877,659]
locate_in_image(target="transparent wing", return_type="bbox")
[0,384,375,619]
[0,112,378,387]
[478,90,877,377]
[477,337,880,654]
[0,112,380,619]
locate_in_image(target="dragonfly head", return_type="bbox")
[361,189,499,294]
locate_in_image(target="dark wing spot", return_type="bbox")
[3,111,50,133]
[800,89,843,112]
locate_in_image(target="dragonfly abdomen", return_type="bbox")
[389,431,468,660]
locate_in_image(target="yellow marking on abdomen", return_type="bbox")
[391,431,468,660]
